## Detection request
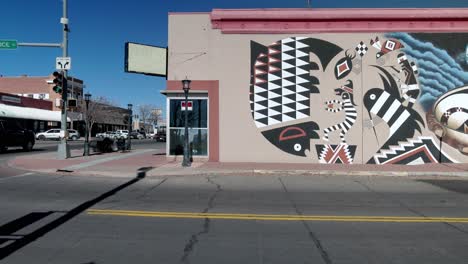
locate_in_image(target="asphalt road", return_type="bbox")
[1,172,468,264]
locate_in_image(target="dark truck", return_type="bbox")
[0,119,35,152]
[154,126,166,142]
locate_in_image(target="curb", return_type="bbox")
[145,168,468,178]
[6,166,468,179]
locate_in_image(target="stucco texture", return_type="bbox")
[168,14,468,164]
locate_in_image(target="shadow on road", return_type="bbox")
[418,179,468,194]
[0,167,153,260]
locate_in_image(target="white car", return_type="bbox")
[115,130,129,139]
[36,129,80,141]
[96,131,117,139]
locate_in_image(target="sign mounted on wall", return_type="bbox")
[181,101,193,111]
[124,42,168,78]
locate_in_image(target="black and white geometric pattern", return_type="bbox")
[355,41,368,57]
[250,37,319,128]
[371,136,456,164]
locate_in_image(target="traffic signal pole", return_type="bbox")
[57,0,70,159]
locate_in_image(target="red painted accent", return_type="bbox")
[342,86,353,94]
[278,127,306,141]
[383,145,437,164]
[167,80,220,162]
[210,8,468,33]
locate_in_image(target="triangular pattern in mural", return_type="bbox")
[371,136,456,164]
[315,144,357,164]
[250,38,319,128]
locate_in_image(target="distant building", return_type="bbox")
[0,74,84,112]
[0,75,130,136]
[0,92,66,133]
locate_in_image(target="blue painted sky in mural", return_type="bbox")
[1,0,468,108]
[387,32,468,110]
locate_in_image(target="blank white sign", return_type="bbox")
[125,42,167,77]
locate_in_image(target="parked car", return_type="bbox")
[129,131,145,139]
[115,130,129,139]
[36,129,80,141]
[0,119,35,151]
[154,132,166,142]
[96,131,117,139]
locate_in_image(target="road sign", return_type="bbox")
[0,40,17,49]
[56,57,71,70]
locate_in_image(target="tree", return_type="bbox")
[138,104,162,132]
[81,96,118,136]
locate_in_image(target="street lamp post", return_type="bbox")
[182,78,191,167]
[127,103,133,151]
[83,93,91,156]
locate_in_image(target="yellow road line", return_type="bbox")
[87,209,468,223]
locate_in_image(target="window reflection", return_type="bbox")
[169,99,207,128]
[169,128,208,156]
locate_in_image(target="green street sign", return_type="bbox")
[0,40,17,49]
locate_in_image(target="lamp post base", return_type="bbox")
[182,158,191,167]
[57,141,70,160]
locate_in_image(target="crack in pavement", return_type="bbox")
[278,177,333,264]
[99,178,168,210]
[354,179,468,236]
[135,178,168,200]
[180,177,222,264]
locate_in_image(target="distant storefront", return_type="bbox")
[0,92,68,133]
[163,8,468,165]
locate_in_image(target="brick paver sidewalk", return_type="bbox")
[7,149,468,178]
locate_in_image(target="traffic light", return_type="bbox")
[52,71,66,94]
[68,98,77,108]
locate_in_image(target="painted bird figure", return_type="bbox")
[363,66,425,158]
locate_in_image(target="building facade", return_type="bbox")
[0,75,84,112]
[163,8,468,165]
[0,92,65,133]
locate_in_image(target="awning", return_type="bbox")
[0,103,71,122]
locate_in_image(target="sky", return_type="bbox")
[1,0,468,110]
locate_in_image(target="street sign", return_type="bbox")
[56,57,71,70]
[0,40,17,49]
[181,101,193,111]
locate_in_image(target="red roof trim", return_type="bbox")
[210,8,468,33]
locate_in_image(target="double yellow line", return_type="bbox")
[87,209,468,223]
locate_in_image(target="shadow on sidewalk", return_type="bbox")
[0,167,154,260]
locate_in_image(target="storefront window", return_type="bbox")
[169,129,208,156]
[168,99,208,156]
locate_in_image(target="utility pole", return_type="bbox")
[57,0,71,159]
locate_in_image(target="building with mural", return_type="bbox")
[162,8,468,165]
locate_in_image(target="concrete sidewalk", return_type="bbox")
[6,149,468,178]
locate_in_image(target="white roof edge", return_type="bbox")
[0,103,71,122]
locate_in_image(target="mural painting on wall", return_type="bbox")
[249,33,468,164]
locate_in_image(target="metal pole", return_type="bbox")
[17,43,62,48]
[57,0,70,159]
[83,100,90,156]
[182,90,191,167]
[127,110,132,151]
